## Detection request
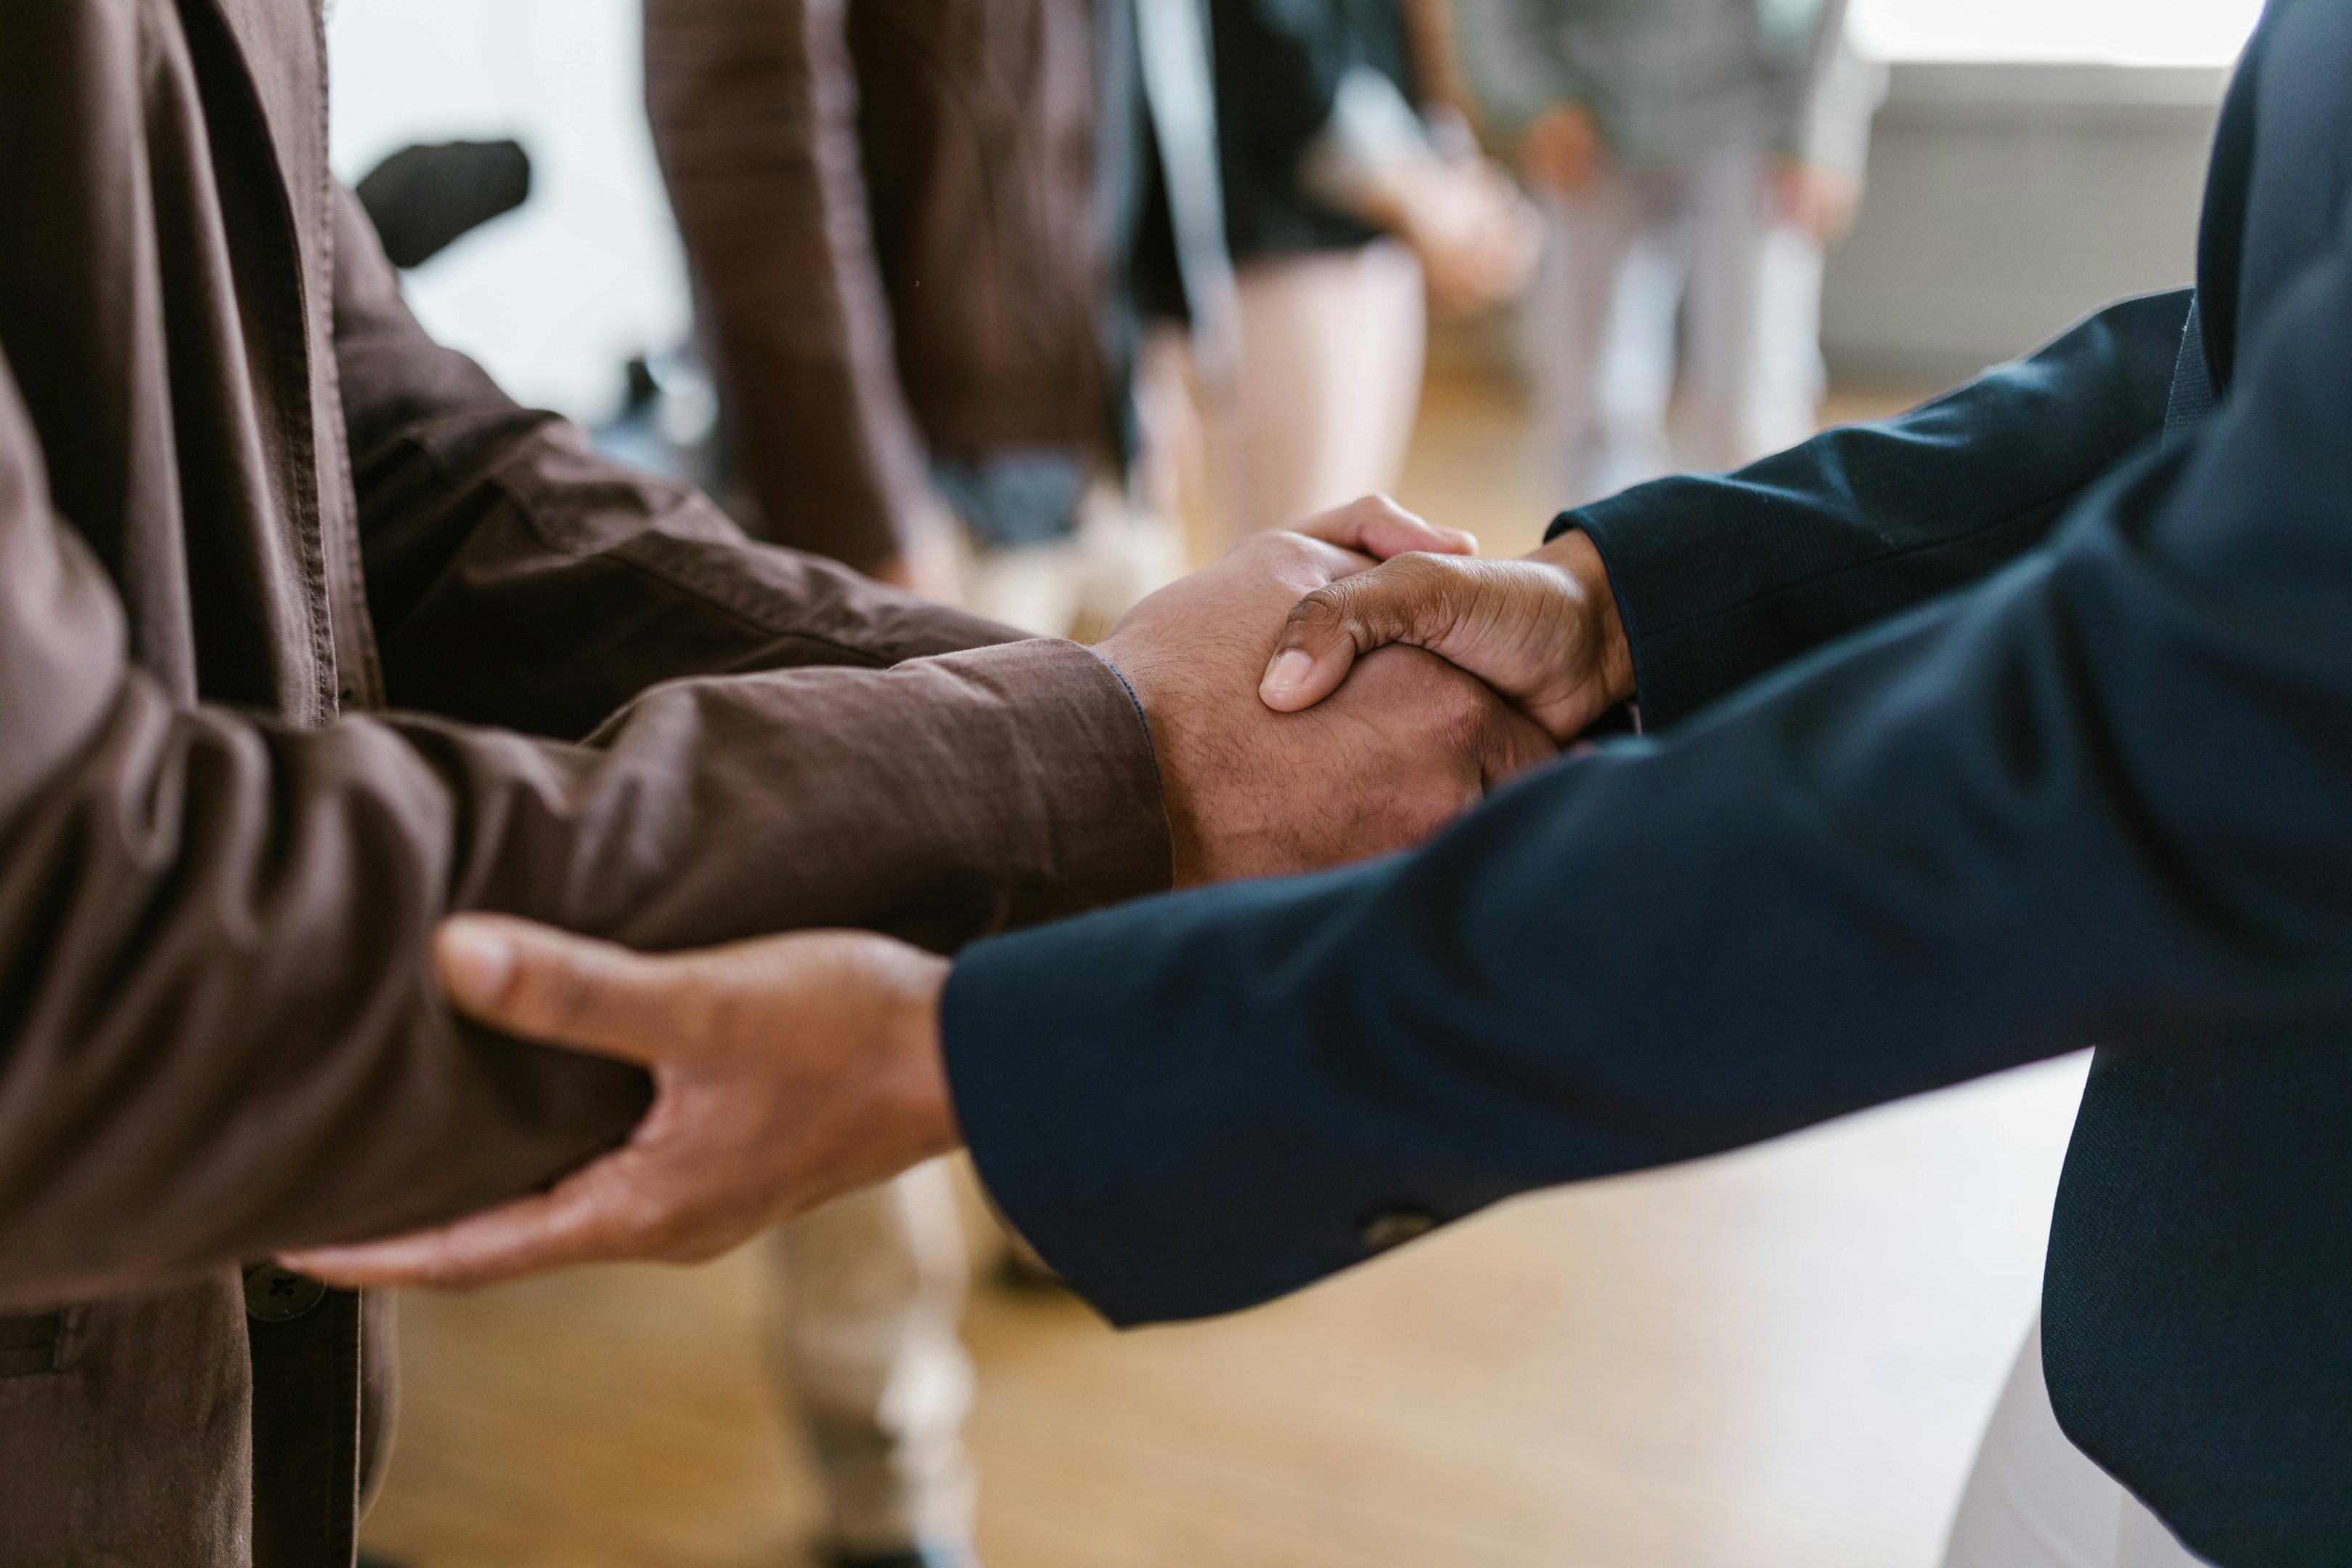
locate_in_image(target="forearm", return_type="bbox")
[1557,289,2192,727]
[944,255,2352,1323]
[950,513,2344,1323]
[0,636,1164,1307]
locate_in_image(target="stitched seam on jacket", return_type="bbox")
[392,423,896,670]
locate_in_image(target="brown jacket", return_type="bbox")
[645,0,1111,570]
[0,3,1169,1563]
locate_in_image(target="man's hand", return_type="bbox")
[278,499,1553,1289]
[1771,157,1863,248]
[1100,497,1557,884]
[1257,528,1635,743]
[1354,157,1542,318]
[282,917,952,1290]
[1519,104,1605,197]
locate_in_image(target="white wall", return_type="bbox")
[324,0,689,423]
[322,1,2255,407]
[1848,0,2261,67]
[1821,61,2227,385]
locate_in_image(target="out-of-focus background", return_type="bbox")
[332,4,2258,1565]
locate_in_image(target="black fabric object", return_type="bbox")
[942,0,2352,1559]
[1208,0,1413,261]
[354,139,531,270]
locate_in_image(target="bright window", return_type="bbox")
[1848,0,2265,65]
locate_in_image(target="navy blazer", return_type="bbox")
[945,1,2352,1559]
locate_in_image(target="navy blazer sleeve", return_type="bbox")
[1570,289,2190,729]
[938,252,2352,1327]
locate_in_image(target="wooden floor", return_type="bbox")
[359,367,2081,1568]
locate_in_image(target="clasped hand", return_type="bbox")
[286,499,1619,1290]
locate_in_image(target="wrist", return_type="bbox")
[871,945,962,1168]
[894,959,959,1166]
[1090,640,1211,886]
[1529,529,1635,709]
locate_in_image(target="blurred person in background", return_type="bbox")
[1172,0,1540,539]
[646,0,1186,646]
[642,4,1138,1562]
[1455,0,1882,505]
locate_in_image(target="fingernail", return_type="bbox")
[436,919,517,1010]
[1261,649,1316,695]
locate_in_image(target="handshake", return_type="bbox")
[287,498,1636,1290]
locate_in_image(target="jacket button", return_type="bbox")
[242,1264,327,1323]
[1358,1205,1440,1254]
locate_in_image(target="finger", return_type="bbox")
[434,915,699,1066]
[1290,495,1476,561]
[280,1153,652,1290]
[1259,554,1464,714]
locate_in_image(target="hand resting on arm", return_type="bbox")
[282,498,1556,1288]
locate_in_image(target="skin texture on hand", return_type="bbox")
[1259,527,1635,743]
[282,917,955,1290]
[1099,498,1558,884]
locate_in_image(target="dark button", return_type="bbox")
[1358,1204,1440,1254]
[242,1264,327,1323]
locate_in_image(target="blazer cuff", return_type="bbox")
[1543,497,1715,729]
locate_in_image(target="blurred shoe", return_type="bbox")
[828,1545,980,1568]
[992,1236,1067,1296]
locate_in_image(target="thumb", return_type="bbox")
[1259,553,1467,714]
[1290,494,1477,562]
[433,915,700,1066]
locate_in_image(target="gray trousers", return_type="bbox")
[1523,148,1826,509]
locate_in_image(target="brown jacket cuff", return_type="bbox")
[912,637,1175,931]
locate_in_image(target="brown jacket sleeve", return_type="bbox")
[0,216,1169,1311]
[333,184,993,738]
[643,0,929,571]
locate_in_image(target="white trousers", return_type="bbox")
[1943,1318,2213,1568]
[1524,150,1825,509]
[764,1159,977,1556]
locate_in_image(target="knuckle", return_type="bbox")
[1253,531,1318,570]
[1384,550,1456,594]
[1426,677,1495,756]
[1284,585,1349,639]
